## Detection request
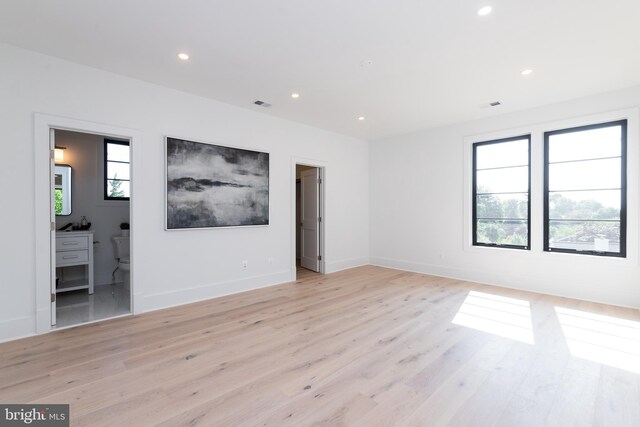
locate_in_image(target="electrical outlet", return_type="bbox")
[242,260,248,269]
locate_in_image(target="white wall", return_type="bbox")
[0,43,370,342]
[371,87,640,309]
[54,130,130,286]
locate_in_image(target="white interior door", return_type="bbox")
[49,128,56,325]
[300,168,320,272]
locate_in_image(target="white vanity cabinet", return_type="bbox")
[56,231,94,294]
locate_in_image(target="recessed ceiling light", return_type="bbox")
[177,52,190,61]
[477,6,492,16]
[521,68,533,76]
[291,92,300,99]
[357,116,365,121]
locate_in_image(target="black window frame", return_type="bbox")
[104,138,130,201]
[472,134,531,250]
[543,119,627,258]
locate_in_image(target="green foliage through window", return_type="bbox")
[108,173,126,198]
[54,189,63,215]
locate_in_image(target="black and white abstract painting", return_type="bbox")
[166,137,269,229]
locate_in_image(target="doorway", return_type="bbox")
[295,164,324,278]
[51,130,132,328]
[34,114,138,334]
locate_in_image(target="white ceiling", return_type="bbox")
[1,0,640,140]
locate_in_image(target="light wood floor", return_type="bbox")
[1,266,639,426]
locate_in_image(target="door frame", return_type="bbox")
[291,158,326,279]
[34,113,141,334]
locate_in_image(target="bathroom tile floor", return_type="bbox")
[55,283,131,328]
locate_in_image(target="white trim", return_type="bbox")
[369,256,640,310]
[462,107,639,266]
[0,316,34,344]
[34,113,141,335]
[140,270,291,312]
[325,257,369,274]
[291,157,327,279]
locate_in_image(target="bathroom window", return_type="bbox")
[104,139,130,200]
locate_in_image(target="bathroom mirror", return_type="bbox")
[54,165,72,215]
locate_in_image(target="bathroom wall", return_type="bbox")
[54,130,130,285]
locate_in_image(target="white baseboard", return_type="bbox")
[0,316,35,344]
[325,257,369,274]
[364,257,470,282]
[142,257,372,314]
[140,270,292,313]
[369,256,640,310]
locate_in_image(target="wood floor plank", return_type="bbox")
[1,265,639,426]
[594,365,640,427]
[402,366,492,426]
[544,359,601,427]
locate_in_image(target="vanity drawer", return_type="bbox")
[56,236,89,251]
[56,249,89,266]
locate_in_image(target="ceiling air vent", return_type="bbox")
[254,100,272,108]
[479,101,503,109]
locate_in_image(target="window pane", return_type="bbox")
[545,120,626,257]
[107,142,129,162]
[107,161,130,180]
[55,189,63,215]
[476,166,528,193]
[107,180,130,198]
[548,126,621,163]
[549,190,620,220]
[548,220,620,253]
[476,138,529,169]
[476,220,528,246]
[477,193,528,219]
[473,136,529,249]
[548,158,620,191]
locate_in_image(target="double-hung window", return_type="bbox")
[473,135,531,249]
[544,120,626,257]
[104,139,130,200]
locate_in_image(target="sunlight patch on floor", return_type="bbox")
[555,306,640,374]
[452,291,534,344]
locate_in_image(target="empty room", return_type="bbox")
[1,1,639,426]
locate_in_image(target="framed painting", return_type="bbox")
[165,137,269,229]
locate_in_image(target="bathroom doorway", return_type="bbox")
[34,114,137,333]
[51,130,132,328]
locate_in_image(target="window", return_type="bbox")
[104,139,130,200]
[544,120,626,257]
[473,135,531,249]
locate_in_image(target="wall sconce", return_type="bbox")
[54,146,66,163]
